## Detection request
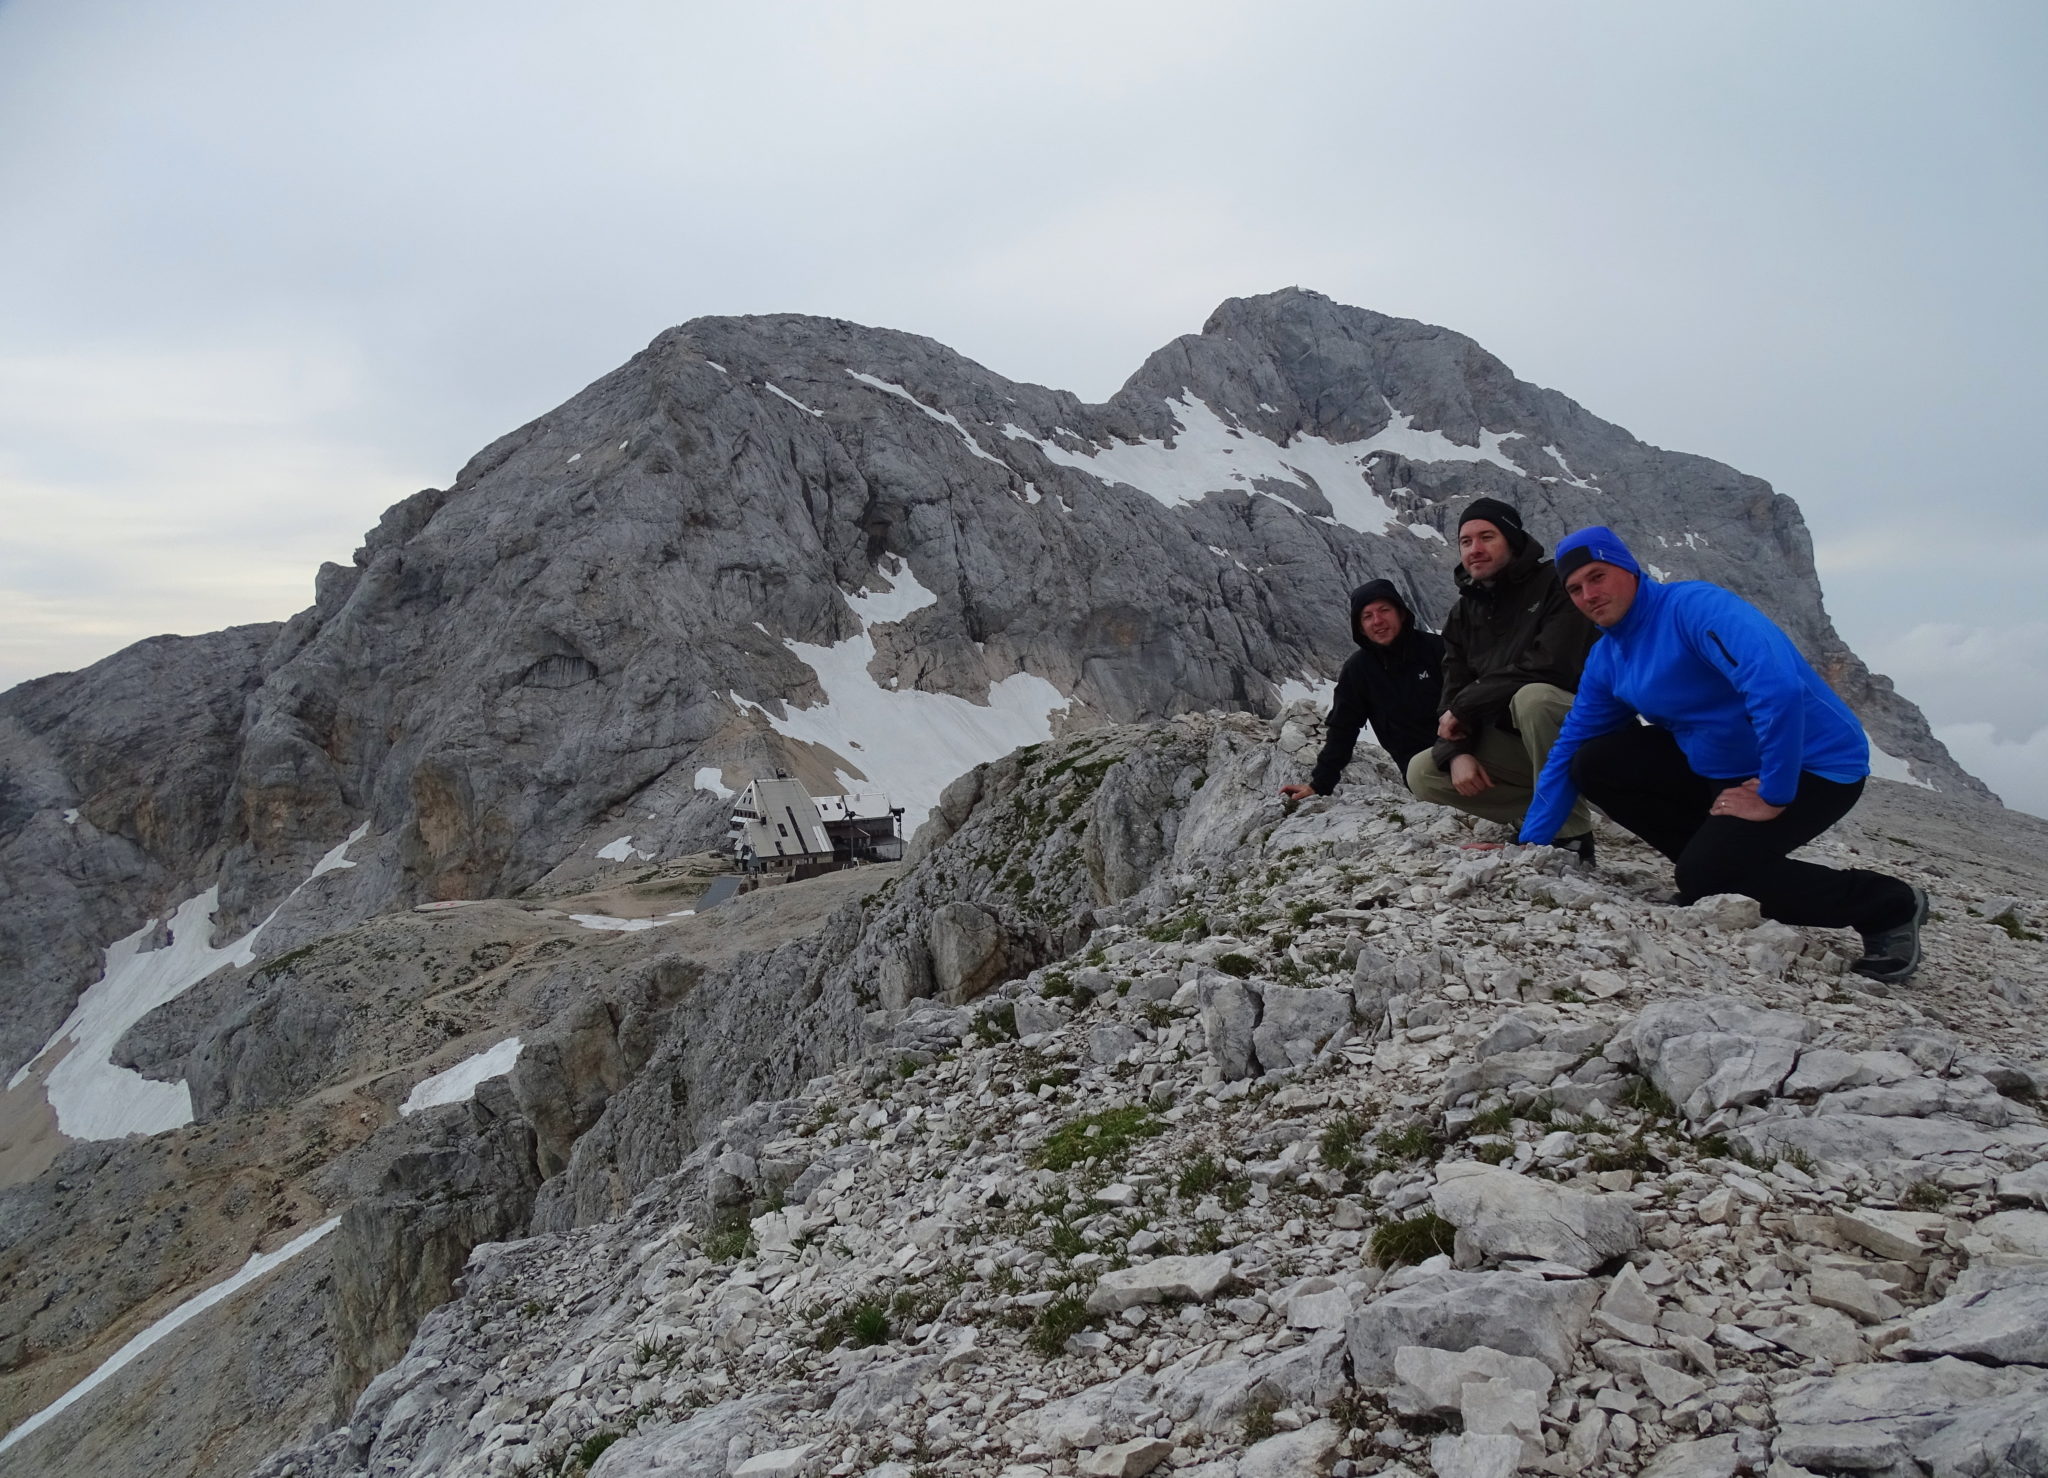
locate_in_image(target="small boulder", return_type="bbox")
[1086,1255,1235,1315]
[1430,1162,1641,1272]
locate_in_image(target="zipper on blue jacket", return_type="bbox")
[1708,630,1738,669]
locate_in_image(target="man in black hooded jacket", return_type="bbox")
[1280,578,1445,800]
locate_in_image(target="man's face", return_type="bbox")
[1358,598,1404,647]
[1459,521,1513,581]
[1566,561,1640,627]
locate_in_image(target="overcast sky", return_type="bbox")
[2,0,2043,812]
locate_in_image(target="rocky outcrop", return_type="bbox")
[224,709,2044,1478]
[327,1085,544,1414]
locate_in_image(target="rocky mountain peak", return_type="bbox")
[0,291,1991,1102]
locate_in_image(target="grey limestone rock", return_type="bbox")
[1251,984,1352,1071]
[1430,1162,1641,1272]
[1086,1253,1236,1314]
[1428,1432,1522,1478]
[1903,1263,2048,1365]
[925,900,1006,1004]
[1773,1358,2048,1478]
[1238,1418,1341,1478]
[1346,1269,1602,1380]
[1201,978,1260,1082]
[1638,1436,1741,1478]
[1391,1344,1554,1417]
[589,1391,795,1476]
[1080,1436,1177,1478]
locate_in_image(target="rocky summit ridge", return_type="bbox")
[0,292,2038,1478]
[0,708,2043,1478]
[0,288,1990,1093]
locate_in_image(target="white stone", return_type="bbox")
[1832,1208,1947,1261]
[1389,1344,1554,1416]
[1238,1418,1342,1477]
[1460,1379,1544,1466]
[1972,1209,2048,1257]
[1285,1287,1353,1330]
[1640,1359,1707,1407]
[1086,1255,1235,1314]
[1598,1265,1661,1328]
[733,1444,816,1477]
[1077,1436,1174,1477]
[1806,1267,1900,1326]
[1428,1432,1520,1478]
[1430,1162,1641,1272]
[1994,1161,2048,1208]
[1639,1434,1740,1478]
[1903,1264,2048,1365]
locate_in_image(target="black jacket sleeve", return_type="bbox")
[1446,582,1597,731]
[1309,662,1371,795]
[1430,606,1476,767]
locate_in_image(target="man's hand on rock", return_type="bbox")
[1278,783,1315,802]
[1449,754,1493,797]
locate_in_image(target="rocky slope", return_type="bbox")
[1,707,2041,1478]
[0,288,1989,1094]
[0,291,2031,1477]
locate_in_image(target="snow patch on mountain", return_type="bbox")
[1870,742,1935,790]
[1005,395,1519,535]
[847,370,1005,465]
[401,1037,524,1115]
[732,563,1069,829]
[764,382,824,417]
[8,823,370,1140]
[1275,675,1337,709]
[0,1215,341,1458]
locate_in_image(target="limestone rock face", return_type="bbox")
[926,901,1006,1004]
[0,289,1990,1088]
[326,1089,544,1414]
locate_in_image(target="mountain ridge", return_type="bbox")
[0,288,1990,1093]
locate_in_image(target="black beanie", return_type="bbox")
[1449,495,1531,552]
[1459,497,1528,554]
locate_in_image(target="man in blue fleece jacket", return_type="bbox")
[1519,526,1928,984]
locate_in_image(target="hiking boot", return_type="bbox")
[1853,885,1929,984]
[1561,832,1596,868]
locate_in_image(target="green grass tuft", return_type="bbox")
[1320,1114,1365,1171]
[575,1431,622,1469]
[1034,1106,1165,1171]
[1028,1294,1095,1356]
[1177,1152,1228,1199]
[702,1210,755,1263]
[1618,1077,1678,1120]
[1376,1122,1439,1162]
[1369,1212,1459,1268]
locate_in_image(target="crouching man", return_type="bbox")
[1280,579,1445,802]
[1405,498,1598,860]
[1520,526,1928,983]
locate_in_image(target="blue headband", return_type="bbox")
[1555,525,1644,580]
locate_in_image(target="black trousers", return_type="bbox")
[1571,726,1913,932]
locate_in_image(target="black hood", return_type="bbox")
[1348,579,1423,649]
